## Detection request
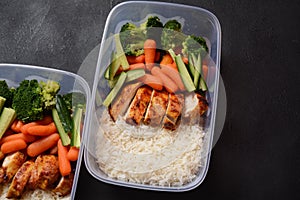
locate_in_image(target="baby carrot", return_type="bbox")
[144,39,157,71]
[138,74,163,91]
[49,145,58,155]
[128,63,145,71]
[57,139,71,176]
[1,139,27,154]
[0,133,36,145]
[11,120,24,133]
[27,133,60,157]
[202,64,208,81]
[21,115,53,134]
[126,55,145,64]
[67,146,80,161]
[160,65,185,91]
[26,122,57,136]
[160,54,173,65]
[151,66,179,93]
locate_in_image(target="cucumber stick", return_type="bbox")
[103,72,127,107]
[71,105,83,147]
[114,34,129,70]
[193,54,201,87]
[56,95,73,133]
[52,108,71,146]
[0,96,6,113]
[0,107,16,139]
[126,69,145,82]
[175,55,196,92]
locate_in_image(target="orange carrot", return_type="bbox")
[27,133,60,157]
[160,65,185,91]
[21,115,53,134]
[49,145,58,155]
[160,54,173,65]
[144,39,157,71]
[151,67,178,93]
[67,147,80,161]
[10,120,18,132]
[1,139,27,154]
[57,139,71,176]
[138,74,163,91]
[0,133,36,145]
[128,63,145,70]
[202,64,208,81]
[26,122,57,136]
[126,55,145,64]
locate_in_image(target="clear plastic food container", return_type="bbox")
[85,1,221,192]
[0,64,91,199]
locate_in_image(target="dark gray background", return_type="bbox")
[1,0,299,199]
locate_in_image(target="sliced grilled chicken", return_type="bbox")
[27,155,60,190]
[109,82,142,121]
[183,93,208,125]
[144,90,169,126]
[125,86,153,125]
[162,93,184,130]
[6,160,34,198]
[0,151,27,183]
[53,172,74,196]
[0,167,5,184]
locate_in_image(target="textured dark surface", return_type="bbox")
[1,0,300,199]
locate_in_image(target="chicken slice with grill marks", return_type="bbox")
[27,155,60,190]
[6,160,35,198]
[144,90,169,126]
[0,151,27,184]
[125,86,153,125]
[162,93,184,130]
[53,172,74,197]
[109,82,142,122]
[183,92,209,125]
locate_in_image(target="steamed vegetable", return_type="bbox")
[161,19,183,52]
[40,80,60,110]
[0,80,14,108]
[140,16,163,44]
[120,22,146,56]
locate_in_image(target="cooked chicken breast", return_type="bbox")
[27,155,60,190]
[144,90,169,126]
[53,172,74,196]
[183,93,208,125]
[0,151,27,183]
[125,86,152,125]
[162,93,184,130]
[109,82,142,121]
[6,160,34,198]
[0,167,5,184]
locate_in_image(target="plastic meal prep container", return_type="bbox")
[85,1,221,192]
[0,64,91,199]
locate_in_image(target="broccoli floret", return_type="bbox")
[140,16,164,29]
[40,80,60,110]
[164,19,182,31]
[0,80,14,107]
[182,35,209,57]
[140,16,163,42]
[120,22,146,56]
[161,19,184,51]
[12,80,43,123]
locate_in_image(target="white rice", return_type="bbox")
[95,109,206,187]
